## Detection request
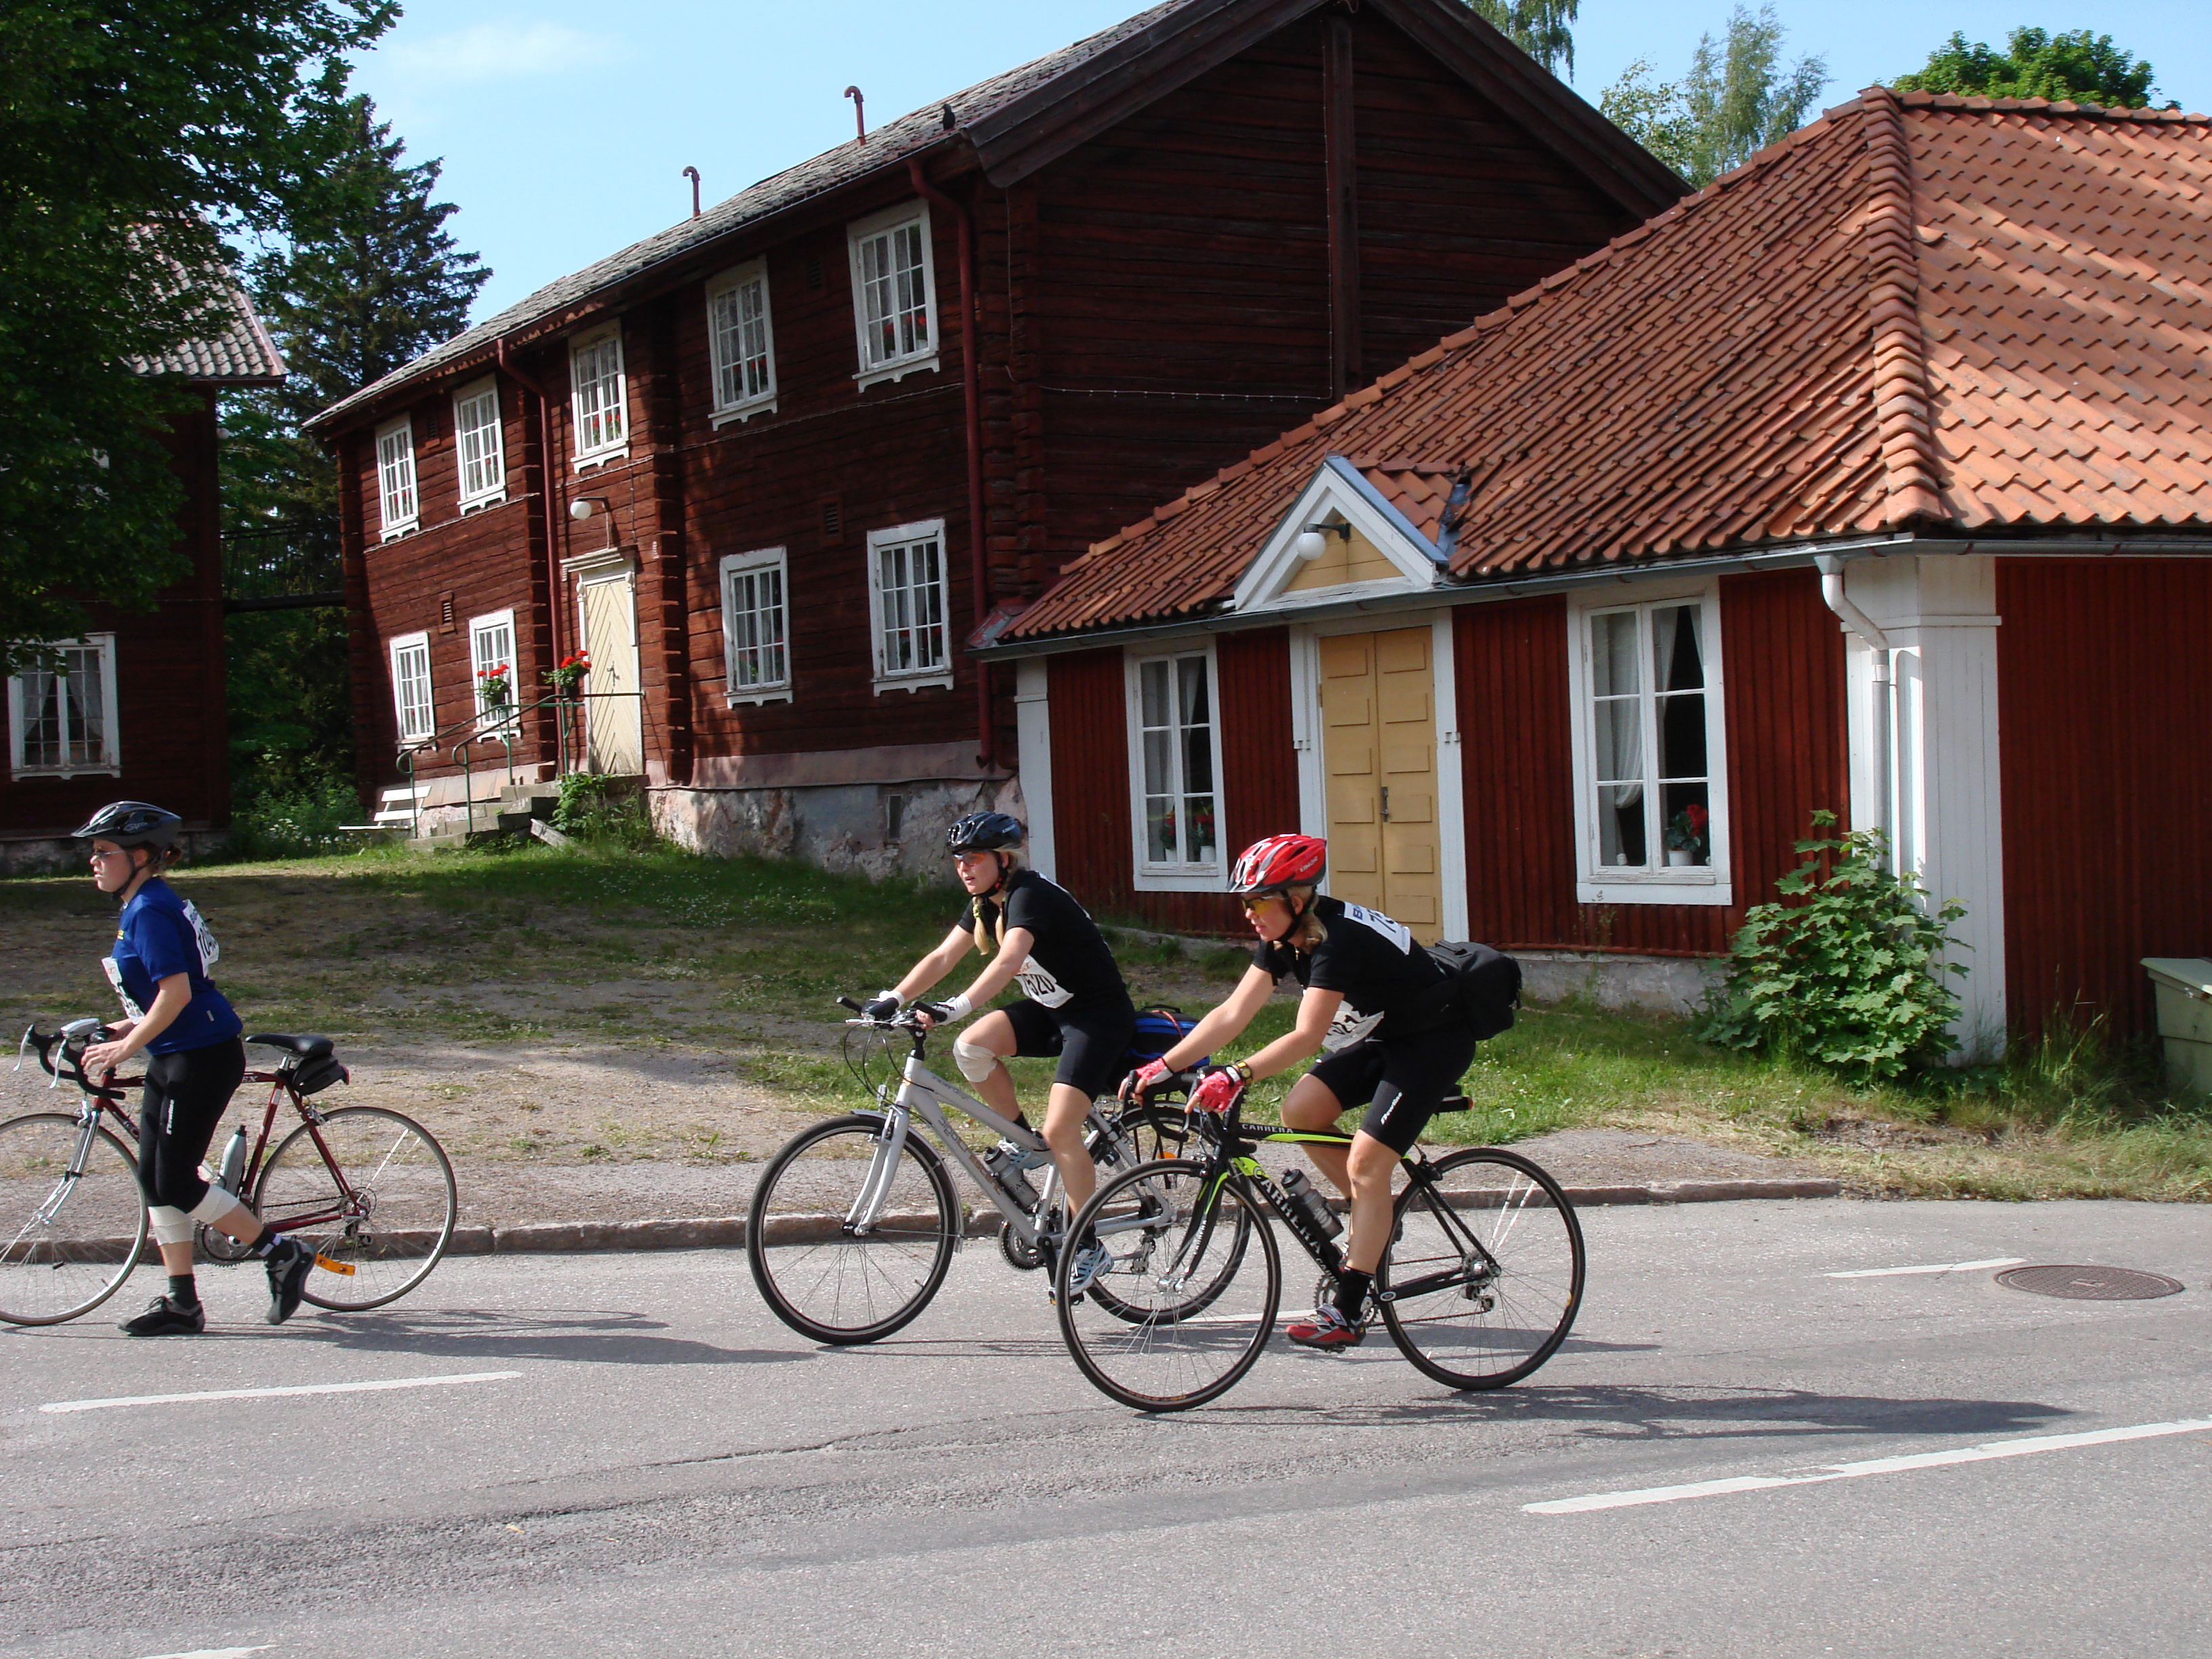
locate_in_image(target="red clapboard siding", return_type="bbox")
[1997,558,2212,1038]
[1216,627,1299,855]
[1455,570,1847,955]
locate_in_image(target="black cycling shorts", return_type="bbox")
[1000,998,1139,1100]
[138,1037,247,1212]
[1303,1024,1478,1153]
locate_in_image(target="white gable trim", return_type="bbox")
[1231,455,1445,617]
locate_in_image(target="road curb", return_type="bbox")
[451,1176,1841,1257]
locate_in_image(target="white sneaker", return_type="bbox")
[1063,1242,1111,1299]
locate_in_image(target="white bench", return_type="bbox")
[339,784,427,835]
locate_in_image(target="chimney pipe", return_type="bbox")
[844,86,865,143]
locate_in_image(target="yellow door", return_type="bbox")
[579,575,644,775]
[1318,627,1441,938]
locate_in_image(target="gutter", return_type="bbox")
[497,340,567,672]
[1814,553,1893,862]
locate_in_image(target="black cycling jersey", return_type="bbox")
[1252,895,1452,1049]
[958,869,1130,1015]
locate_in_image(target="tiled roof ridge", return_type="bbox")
[1859,85,1943,524]
[1893,87,2209,123]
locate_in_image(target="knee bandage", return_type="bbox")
[188,1185,239,1225]
[952,1037,1001,1084]
[147,1205,194,1246]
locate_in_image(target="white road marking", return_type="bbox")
[40,1370,522,1414]
[1824,1256,2026,1278]
[131,1647,272,1658]
[1527,1416,2212,1515]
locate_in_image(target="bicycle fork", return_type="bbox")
[845,1099,915,1236]
[33,1113,102,1229]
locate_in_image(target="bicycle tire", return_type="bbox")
[0,1113,148,1326]
[747,1113,959,1345]
[1056,1159,1280,1412]
[1101,1102,1193,1168]
[1378,1146,1584,1391]
[256,1107,457,1311]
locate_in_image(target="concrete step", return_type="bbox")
[499,784,558,815]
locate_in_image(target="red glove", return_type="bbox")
[1189,1063,1252,1115]
[1121,1059,1173,1103]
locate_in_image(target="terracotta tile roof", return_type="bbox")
[130,275,286,384]
[1006,89,2212,641]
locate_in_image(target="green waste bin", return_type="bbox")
[2142,958,2212,1096]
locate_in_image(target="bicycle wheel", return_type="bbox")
[1057,1160,1280,1412]
[0,1113,147,1326]
[747,1113,959,1345]
[255,1107,457,1311]
[1098,1102,1193,1168]
[1378,1147,1584,1390]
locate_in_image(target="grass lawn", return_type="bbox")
[5,841,2205,1200]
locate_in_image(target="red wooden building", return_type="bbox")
[1,285,285,872]
[306,0,1681,862]
[983,90,2212,1046]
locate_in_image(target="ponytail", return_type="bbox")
[969,852,1020,954]
[1285,884,1327,953]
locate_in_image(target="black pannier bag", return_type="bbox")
[1422,941,1522,1040]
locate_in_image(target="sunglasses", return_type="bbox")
[1237,893,1277,913]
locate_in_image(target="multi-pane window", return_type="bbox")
[720,548,790,700]
[868,523,949,687]
[7,637,117,778]
[848,205,936,378]
[470,610,517,734]
[1132,651,1221,872]
[389,632,434,744]
[375,416,418,537]
[569,327,627,460]
[708,263,777,416]
[1584,598,1718,874]
[453,379,506,506]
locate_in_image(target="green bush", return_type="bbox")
[552,773,656,849]
[224,769,363,861]
[1696,813,1967,1085]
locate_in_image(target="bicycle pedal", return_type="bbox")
[313,1253,356,1275]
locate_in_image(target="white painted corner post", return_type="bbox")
[1835,554,2009,1054]
[1013,656,1055,881]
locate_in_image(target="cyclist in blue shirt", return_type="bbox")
[73,802,314,1336]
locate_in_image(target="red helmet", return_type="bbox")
[1229,834,1326,895]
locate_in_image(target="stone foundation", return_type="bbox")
[0,827,228,877]
[651,774,1029,883]
[1513,949,1725,1016]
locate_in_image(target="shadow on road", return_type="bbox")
[286,1305,809,1367]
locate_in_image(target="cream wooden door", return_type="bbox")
[1317,627,1442,938]
[579,574,644,775]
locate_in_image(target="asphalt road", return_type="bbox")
[3,1197,2205,1659]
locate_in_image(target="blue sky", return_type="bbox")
[348,1,2212,321]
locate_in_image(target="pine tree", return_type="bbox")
[1600,5,1829,186]
[222,92,489,797]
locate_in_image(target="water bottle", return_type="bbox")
[216,1125,247,1197]
[1278,1167,1343,1238]
[983,1144,1039,1210]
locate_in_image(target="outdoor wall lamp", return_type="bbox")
[569,496,611,522]
[1292,520,1352,561]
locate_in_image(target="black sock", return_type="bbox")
[247,1231,285,1259]
[1334,1269,1372,1322]
[168,1274,199,1309]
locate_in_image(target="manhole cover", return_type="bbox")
[1995,1265,2185,1301]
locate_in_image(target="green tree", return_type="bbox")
[1600,4,1829,186]
[1466,1,1579,77]
[0,1,394,670]
[1891,28,2159,108]
[224,93,490,795]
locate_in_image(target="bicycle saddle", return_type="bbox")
[247,1033,335,1061]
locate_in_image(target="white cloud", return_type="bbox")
[377,20,618,85]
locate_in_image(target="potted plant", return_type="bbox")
[544,651,590,693]
[1665,802,1708,866]
[476,661,512,724]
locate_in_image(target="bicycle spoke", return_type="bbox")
[0,1113,146,1326]
[258,1107,455,1311]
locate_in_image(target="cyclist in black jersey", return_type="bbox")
[70,802,316,1336]
[859,812,1136,1292]
[1127,833,1475,1350]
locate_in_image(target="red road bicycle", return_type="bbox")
[2,1019,457,1326]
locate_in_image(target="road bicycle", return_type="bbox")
[1053,1076,1584,1410]
[745,999,1202,1345]
[2,1019,457,1326]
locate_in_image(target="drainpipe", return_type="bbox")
[1815,554,1892,863]
[905,154,994,770]
[497,337,568,724]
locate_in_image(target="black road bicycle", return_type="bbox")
[1053,1077,1584,1410]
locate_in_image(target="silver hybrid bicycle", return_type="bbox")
[745,998,1193,1344]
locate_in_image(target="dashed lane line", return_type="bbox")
[39,1370,523,1414]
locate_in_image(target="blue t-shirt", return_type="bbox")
[104,878,242,1055]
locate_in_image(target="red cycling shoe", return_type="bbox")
[1286,1303,1366,1350]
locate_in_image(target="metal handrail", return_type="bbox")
[394,690,586,838]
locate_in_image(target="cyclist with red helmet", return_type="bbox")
[1126,833,1476,1349]
[857,811,1137,1294]
[70,802,315,1336]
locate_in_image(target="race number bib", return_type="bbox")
[102,956,146,1021]
[1338,902,1412,953]
[180,899,221,969]
[1013,956,1071,1008]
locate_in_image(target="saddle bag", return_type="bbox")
[284,1051,350,1096]
[1421,941,1522,1042]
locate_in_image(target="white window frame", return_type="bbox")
[7,635,120,779]
[568,324,628,466]
[707,259,779,424]
[375,415,419,539]
[388,630,434,746]
[865,518,953,693]
[453,377,506,510]
[1124,643,1228,893]
[719,546,792,705]
[846,201,940,388]
[468,609,518,736]
[1565,577,1733,905]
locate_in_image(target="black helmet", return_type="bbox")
[72,802,182,849]
[946,811,1023,855]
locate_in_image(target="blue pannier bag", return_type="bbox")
[1123,1005,1204,1073]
